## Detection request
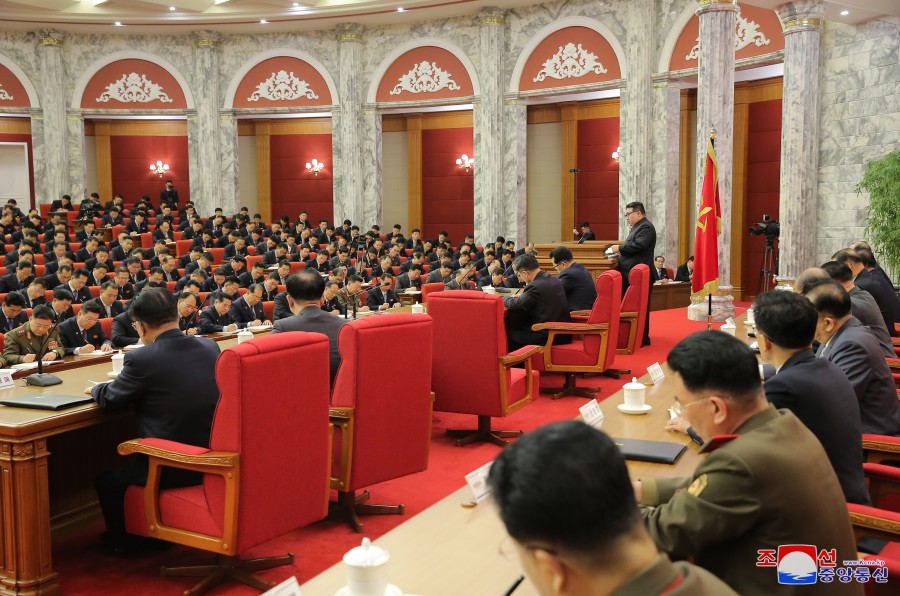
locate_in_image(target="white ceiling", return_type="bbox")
[0,0,893,35]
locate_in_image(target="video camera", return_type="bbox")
[748,214,779,239]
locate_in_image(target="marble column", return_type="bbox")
[776,0,824,280]
[651,83,682,266]
[695,0,737,287]
[502,94,527,245]
[335,23,366,226]
[219,110,240,211]
[188,31,224,216]
[619,0,655,241]
[66,111,87,199]
[361,106,382,227]
[473,8,505,245]
[35,31,67,201]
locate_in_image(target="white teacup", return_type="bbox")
[111,353,124,374]
[720,323,736,336]
[623,378,646,409]
[746,308,755,326]
[237,330,254,344]
[411,303,424,314]
[344,538,389,596]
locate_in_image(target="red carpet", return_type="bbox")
[53,306,748,594]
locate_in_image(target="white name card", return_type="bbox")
[261,576,301,596]
[578,399,604,429]
[0,369,15,390]
[726,317,735,326]
[465,461,494,504]
[647,362,665,385]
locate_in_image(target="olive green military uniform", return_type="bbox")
[336,288,359,314]
[612,555,737,595]
[3,323,65,364]
[639,407,862,595]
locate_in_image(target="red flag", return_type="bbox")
[692,135,721,297]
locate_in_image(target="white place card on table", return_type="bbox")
[647,362,665,385]
[465,461,493,504]
[578,399,604,429]
[262,576,302,596]
[0,369,14,390]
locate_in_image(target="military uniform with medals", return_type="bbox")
[3,322,65,364]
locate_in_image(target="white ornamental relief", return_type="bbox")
[390,61,460,95]
[532,42,608,82]
[684,14,771,61]
[0,83,12,102]
[96,72,173,104]
[247,70,319,102]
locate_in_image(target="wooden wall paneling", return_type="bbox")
[420,112,473,130]
[382,116,407,133]
[560,103,578,240]
[678,90,696,264]
[93,120,113,204]
[105,120,188,136]
[255,120,272,223]
[407,114,423,231]
[731,100,749,302]
[237,120,255,136]
[267,119,332,135]
[0,118,31,135]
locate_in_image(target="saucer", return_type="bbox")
[335,584,402,596]
[617,403,652,415]
[107,371,120,378]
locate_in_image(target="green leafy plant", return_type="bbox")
[857,150,900,276]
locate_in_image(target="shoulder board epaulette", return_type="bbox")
[700,434,740,453]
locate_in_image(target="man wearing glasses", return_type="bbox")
[635,331,859,595]
[609,201,657,346]
[3,305,65,364]
[367,273,400,311]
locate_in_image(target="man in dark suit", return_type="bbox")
[395,265,422,293]
[0,292,29,334]
[159,180,179,209]
[91,288,220,553]
[90,281,126,319]
[804,280,900,436]
[75,236,100,263]
[272,290,292,320]
[550,245,596,311]
[675,256,694,283]
[124,211,149,236]
[58,300,114,355]
[111,236,135,262]
[502,254,571,352]
[239,262,268,289]
[58,268,93,304]
[101,206,124,228]
[752,290,869,505]
[112,266,136,301]
[272,270,346,385]
[18,278,48,309]
[86,247,116,274]
[260,274,280,302]
[198,291,238,334]
[367,274,400,311]
[228,284,269,327]
[573,221,596,243]
[0,261,34,293]
[611,202,657,346]
[654,256,669,281]
[834,248,897,337]
[111,310,140,347]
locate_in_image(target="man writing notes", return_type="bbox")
[609,201,656,346]
[636,331,860,595]
[502,254,570,352]
[90,289,221,554]
[490,421,736,596]
[549,245,596,311]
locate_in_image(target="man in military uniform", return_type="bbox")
[636,331,861,595]
[3,305,65,364]
[489,421,736,596]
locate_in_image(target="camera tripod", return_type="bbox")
[757,236,779,294]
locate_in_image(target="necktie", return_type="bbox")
[82,328,88,342]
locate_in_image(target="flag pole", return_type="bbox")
[707,129,716,331]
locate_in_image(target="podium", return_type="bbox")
[533,241,621,280]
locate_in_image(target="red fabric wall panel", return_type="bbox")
[270,134,333,223]
[576,117,619,240]
[109,135,189,205]
[0,132,35,205]
[421,128,473,243]
[742,99,782,296]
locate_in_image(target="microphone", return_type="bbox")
[26,316,64,386]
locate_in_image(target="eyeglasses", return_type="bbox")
[624,210,635,218]
[671,395,712,418]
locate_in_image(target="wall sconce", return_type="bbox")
[149,160,170,178]
[305,158,324,176]
[456,154,474,173]
[612,147,621,162]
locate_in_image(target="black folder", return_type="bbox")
[613,437,687,464]
[0,394,94,411]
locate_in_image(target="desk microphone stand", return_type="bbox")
[26,319,63,387]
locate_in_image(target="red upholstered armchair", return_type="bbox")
[329,313,434,532]
[428,290,541,446]
[617,264,650,355]
[421,282,445,303]
[118,332,332,594]
[534,270,622,399]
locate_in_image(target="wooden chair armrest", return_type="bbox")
[329,406,356,422]
[118,439,238,470]
[329,407,356,491]
[887,358,900,372]
[848,503,900,542]
[863,434,900,454]
[892,338,899,347]
[570,310,590,317]
[531,322,610,334]
[620,310,638,319]
[499,344,543,367]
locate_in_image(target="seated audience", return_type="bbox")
[59,301,113,355]
[111,310,140,347]
[0,292,29,334]
[833,248,896,336]
[674,255,693,282]
[89,281,126,319]
[228,283,269,327]
[816,262,894,357]
[550,245,597,311]
[3,305,64,364]
[367,274,400,310]
[502,254,570,352]
[197,291,238,334]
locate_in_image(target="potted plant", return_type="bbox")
[857,150,900,278]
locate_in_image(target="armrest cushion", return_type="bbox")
[864,462,900,484]
[500,344,542,366]
[848,503,900,525]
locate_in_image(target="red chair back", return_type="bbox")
[175,240,192,257]
[165,281,176,292]
[99,317,113,339]
[588,270,622,370]
[140,232,153,249]
[665,267,674,280]
[618,265,649,351]
[208,248,225,265]
[262,301,274,321]
[428,291,508,417]
[208,333,331,553]
[421,282,444,303]
[88,285,101,298]
[331,314,433,489]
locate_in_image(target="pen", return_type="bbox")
[502,574,525,596]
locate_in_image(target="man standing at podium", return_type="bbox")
[610,201,656,347]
